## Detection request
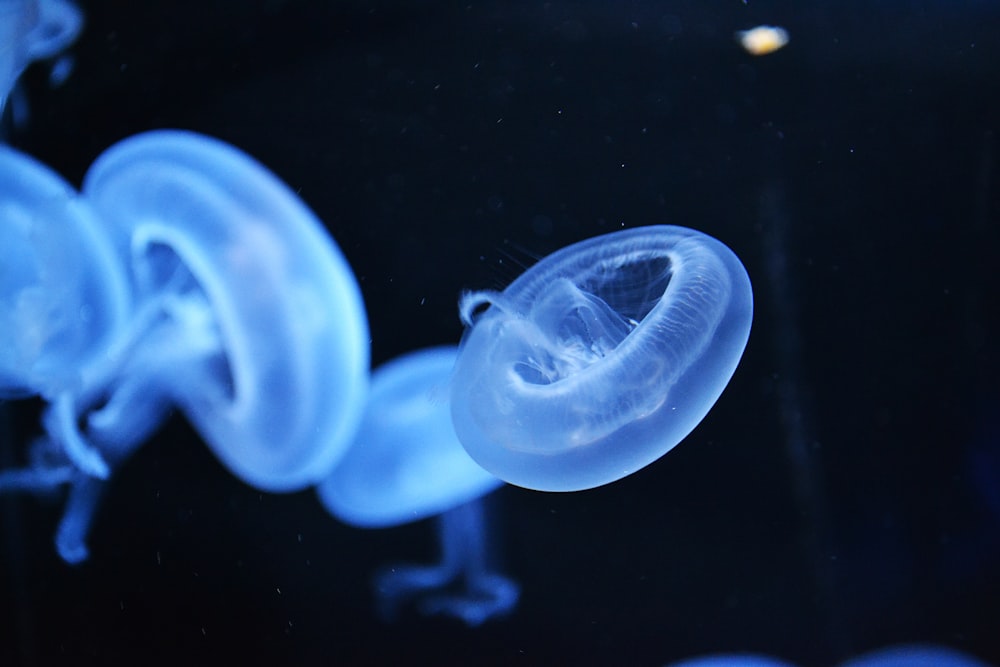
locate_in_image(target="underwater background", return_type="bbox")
[2,0,999,664]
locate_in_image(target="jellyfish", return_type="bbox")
[451,225,753,492]
[0,145,129,398]
[317,346,519,626]
[663,646,997,667]
[0,130,369,562]
[836,644,996,667]
[0,0,83,119]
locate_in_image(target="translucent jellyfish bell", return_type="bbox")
[82,130,370,492]
[318,346,519,626]
[0,130,369,562]
[0,145,128,397]
[451,225,753,492]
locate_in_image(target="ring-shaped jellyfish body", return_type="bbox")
[664,655,800,667]
[0,144,128,398]
[836,644,996,667]
[0,0,83,114]
[0,130,368,562]
[318,346,518,627]
[451,225,753,492]
[81,129,370,492]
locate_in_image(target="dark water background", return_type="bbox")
[2,0,999,664]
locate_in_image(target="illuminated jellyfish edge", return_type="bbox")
[451,225,753,492]
[81,129,369,492]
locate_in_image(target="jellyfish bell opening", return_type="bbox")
[511,277,637,385]
[451,225,753,492]
[126,232,236,407]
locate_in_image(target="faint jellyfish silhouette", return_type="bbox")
[966,408,1000,526]
[318,346,518,626]
[0,130,369,562]
[0,0,83,118]
[837,644,996,667]
[451,225,753,491]
[661,644,997,667]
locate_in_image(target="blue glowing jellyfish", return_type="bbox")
[836,644,996,667]
[451,225,753,491]
[318,346,519,626]
[0,130,369,562]
[0,0,82,115]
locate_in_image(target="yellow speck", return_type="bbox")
[736,25,789,56]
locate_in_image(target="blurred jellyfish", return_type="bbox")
[0,0,83,121]
[318,346,518,626]
[836,644,995,667]
[1,130,368,562]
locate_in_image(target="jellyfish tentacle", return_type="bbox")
[371,500,518,627]
[417,500,519,626]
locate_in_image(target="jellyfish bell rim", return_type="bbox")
[451,225,753,492]
[318,345,503,529]
[82,129,370,492]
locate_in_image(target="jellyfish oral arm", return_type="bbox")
[374,500,519,627]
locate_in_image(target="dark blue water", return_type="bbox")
[2,1,999,664]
